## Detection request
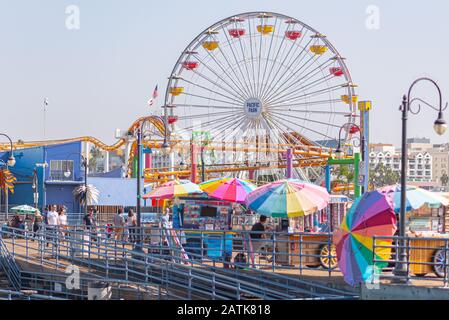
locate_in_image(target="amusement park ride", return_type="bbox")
[0,12,370,195]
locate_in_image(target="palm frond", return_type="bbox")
[0,169,16,194]
[73,184,100,206]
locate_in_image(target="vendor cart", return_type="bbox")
[404,203,449,277]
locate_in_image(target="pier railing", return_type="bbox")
[60,224,339,276]
[0,225,355,300]
[0,234,22,291]
[373,235,449,287]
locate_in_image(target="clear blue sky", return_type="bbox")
[1,0,448,146]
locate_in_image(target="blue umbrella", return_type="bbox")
[379,184,449,212]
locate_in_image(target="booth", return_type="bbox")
[404,203,449,277]
[173,196,236,261]
[274,195,350,269]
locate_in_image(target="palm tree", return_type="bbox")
[88,145,103,173]
[0,168,16,194]
[73,184,99,207]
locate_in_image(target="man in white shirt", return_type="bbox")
[46,205,59,247]
[47,205,59,226]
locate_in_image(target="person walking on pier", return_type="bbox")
[250,215,268,268]
[126,209,137,243]
[113,208,125,241]
[46,205,59,248]
[58,208,68,240]
[84,208,98,242]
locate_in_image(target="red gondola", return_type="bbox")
[183,61,199,70]
[329,67,344,77]
[228,29,245,38]
[349,125,360,134]
[168,116,178,124]
[285,30,302,40]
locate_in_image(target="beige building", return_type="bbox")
[429,147,449,185]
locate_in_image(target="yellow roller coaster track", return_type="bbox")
[1,116,338,177]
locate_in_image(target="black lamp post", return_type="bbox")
[0,133,16,219]
[394,77,447,282]
[65,153,88,214]
[335,123,364,160]
[136,116,169,250]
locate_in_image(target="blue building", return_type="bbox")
[0,142,84,213]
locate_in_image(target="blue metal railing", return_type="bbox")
[0,236,22,291]
[0,225,356,300]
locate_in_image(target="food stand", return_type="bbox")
[405,203,449,277]
[272,195,350,269]
[173,196,235,261]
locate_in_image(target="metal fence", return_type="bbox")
[0,225,355,300]
[0,288,66,300]
[373,235,449,287]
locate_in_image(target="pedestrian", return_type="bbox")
[46,205,59,247]
[126,209,137,243]
[160,207,171,229]
[159,207,172,248]
[58,208,68,238]
[113,208,125,241]
[83,208,97,242]
[249,215,268,268]
[33,210,44,241]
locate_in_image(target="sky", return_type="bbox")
[1,0,449,146]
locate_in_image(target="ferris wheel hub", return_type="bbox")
[244,98,263,119]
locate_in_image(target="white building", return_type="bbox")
[369,143,433,183]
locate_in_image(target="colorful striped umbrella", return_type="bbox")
[333,190,397,287]
[379,184,449,212]
[199,178,257,204]
[245,179,330,218]
[142,180,203,199]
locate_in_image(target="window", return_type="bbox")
[50,160,74,181]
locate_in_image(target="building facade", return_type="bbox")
[1,142,84,213]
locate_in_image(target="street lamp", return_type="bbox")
[135,116,170,250]
[394,77,447,282]
[335,123,364,160]
[0,133,15,218]
[66,153,88,214]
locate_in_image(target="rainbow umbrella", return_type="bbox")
[333,190,397,287]
[379,184,449,212]
[199,178,257,204]
[245,179,330,218]
[142,180,203,199]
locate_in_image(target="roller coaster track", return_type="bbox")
[1,116,337,178]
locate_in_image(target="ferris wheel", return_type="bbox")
[164,12,359,161]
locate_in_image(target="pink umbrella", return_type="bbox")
[199,178,257,204]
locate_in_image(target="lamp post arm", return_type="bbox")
[407,77,444,113]
[0,133,14,155]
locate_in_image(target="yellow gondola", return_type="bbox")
[170,87,185,96]
[341,95,359,104]
[202,41,219,51]
[257,25,274,35]
[310,45,328,55]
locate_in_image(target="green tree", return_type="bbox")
[336,165,355,185]
[88,145,103,173]
[369,163,400,189]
